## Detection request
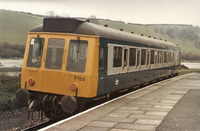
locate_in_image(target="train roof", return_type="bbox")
[30,18,180,50]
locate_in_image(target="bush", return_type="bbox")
[0,74,21,111]
[0,42,25,58]
[182,52,200,61]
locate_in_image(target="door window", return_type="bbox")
[66,40,88,73]
[45,39,65,69]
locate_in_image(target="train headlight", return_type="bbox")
[28,78,34,86]
[70,83,77,91]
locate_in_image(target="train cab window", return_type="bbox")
[141,49,146,65]
[99,47,104,70]
[129,48,136,66]
[45,39,65,69]
[113,47,122,67]
[27,38,44,68]
[150,50,155,64]
[66,40,88,73]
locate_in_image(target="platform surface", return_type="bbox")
[41,73,200,131]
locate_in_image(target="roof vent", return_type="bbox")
[43,18,83,33]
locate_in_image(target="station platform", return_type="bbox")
[40,73,200,131]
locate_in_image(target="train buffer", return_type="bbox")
[40,73,200,131]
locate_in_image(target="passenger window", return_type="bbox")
[66,40,88,73]
[172,53,174,62]
[27,38,44,68]
[147,50,150,65]
[113,47,122,67]
[136,49,140,66]
[168,52,171,63]
[160,51,163,64]
[45,39,65,70]
[124,49,128,67]
[158,51,162,64]
[129,48,136,66]
[155,51,158,65]
[164,51,167,63]
[141,49,146,65]
[99,48,104,70]
[150,50,155,64]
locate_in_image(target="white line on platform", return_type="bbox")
[39,76,180,131]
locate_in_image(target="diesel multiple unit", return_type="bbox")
[16,18,181,117]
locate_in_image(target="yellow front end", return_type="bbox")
[21,32,99,98]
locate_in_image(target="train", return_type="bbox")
[16,18,181,118]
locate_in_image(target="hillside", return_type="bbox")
[0,10,200,56]
[0,10,43,45]
[89,19,200,55]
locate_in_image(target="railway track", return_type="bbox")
[21,117,66,131]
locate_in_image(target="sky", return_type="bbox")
[0,0,200,26]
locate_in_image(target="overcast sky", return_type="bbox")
[0,0,199,26]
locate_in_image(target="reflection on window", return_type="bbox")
[129,48,136,66]
[66,40,88,73]
[27,38,44,68]
[45,39,65,70]
[99,48,104,70]
[113,47,122,67]
[141,49,146,65]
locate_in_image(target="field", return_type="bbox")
[0,10,200,56]
[0,10,43,45]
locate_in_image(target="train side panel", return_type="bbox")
[97,38,180,96]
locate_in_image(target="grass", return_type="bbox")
[179,69,200,75]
